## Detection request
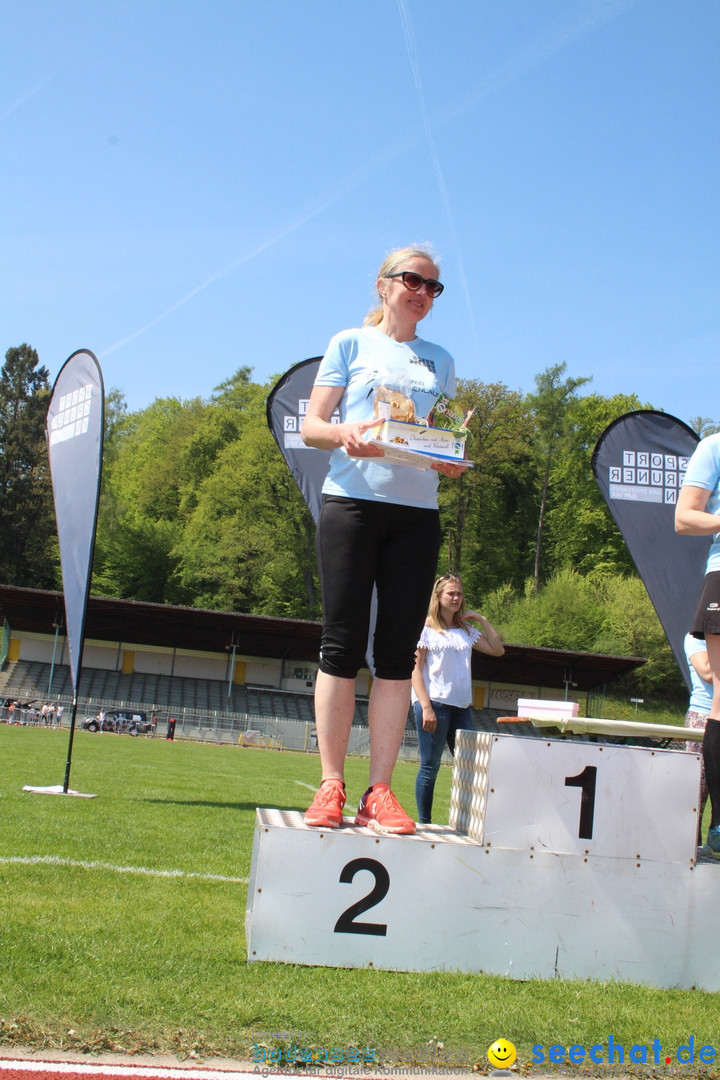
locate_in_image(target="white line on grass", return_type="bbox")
[293,780,318,792]
[293,779,357,813]
[0,855,248,884]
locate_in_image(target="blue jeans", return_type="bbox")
[414,700,474,823]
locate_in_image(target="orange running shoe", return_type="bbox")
[304,779,346,828]
[354,783,415,835]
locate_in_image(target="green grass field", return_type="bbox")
[1,723,719,1072]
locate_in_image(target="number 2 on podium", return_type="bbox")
[334,858,389,936]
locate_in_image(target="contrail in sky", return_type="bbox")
[393,0,636,369]
[435,0,637,130]
[100,134,418,359]
[103,0,635,359]
[397,0,480,365]
[0,40,91,124]
[0,69,66,124]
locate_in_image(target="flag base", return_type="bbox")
[23,785,97,798]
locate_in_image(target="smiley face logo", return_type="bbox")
[488,1039,516,1069]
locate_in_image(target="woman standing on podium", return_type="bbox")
[412,574,505,824]
[301,245,464,835]
[676,434,720,856]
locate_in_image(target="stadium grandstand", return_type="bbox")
[0,584,645,755]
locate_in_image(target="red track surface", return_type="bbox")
[0,1058,259,1080]
[0,1055,482,1080]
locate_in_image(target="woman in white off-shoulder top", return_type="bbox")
[411,574,505,823]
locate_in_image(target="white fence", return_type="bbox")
[0,700,425,759]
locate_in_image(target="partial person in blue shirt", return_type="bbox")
[676,434,720,856]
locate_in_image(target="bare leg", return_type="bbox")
[367,677,412,788]
[314,670,356,781]
[705,635,720,716]
[702,635,720,831]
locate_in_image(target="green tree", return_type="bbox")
[543,392,649,578]
[0,345,57,587]
[484,569,685,699]
[527,364,592,590]
[594,575,683,697]
[92,396,207,602]
[177,408,318,617]
[92,367,320,616]
[689,416,720,438]
[486,568,605,652]
[438,380,537,598]
[101,387,131,468]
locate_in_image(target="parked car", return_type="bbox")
[82,710,152,736]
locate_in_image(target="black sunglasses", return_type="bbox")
[385,270,444,298]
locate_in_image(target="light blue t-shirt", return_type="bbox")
[684,631,713,712]
[315,326,457,510]
[682,433,720,573]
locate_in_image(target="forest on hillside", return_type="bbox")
[3,343,718,700]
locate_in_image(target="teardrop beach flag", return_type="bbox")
[592,410,709,689]
[45,349,104,794]
[266,357,329,522]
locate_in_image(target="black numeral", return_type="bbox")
[564,765,597,839]
[334,858,389,936]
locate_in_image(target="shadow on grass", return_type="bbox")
[144,798,303,811]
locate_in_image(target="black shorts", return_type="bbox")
[690,571,720,639]
[316,495,441,680]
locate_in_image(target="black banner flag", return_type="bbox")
[592,410,709,689]
[267,358,379,672]
[266,357,330,523]
[46,349,105,792]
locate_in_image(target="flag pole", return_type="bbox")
[62,697,80,795]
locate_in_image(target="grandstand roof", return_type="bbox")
[0,584,645,692]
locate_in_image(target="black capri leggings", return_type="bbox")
[316,495,441,681]
[691,571,720,639]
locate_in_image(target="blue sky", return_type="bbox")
[3,0,718,425]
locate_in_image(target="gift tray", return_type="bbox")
[368,439,473,470]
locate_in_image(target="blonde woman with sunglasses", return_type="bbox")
[301,246,464,835]
[411,574,504,824]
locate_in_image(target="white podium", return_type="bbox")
[245,731,720,989]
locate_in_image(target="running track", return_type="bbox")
[0,1059,475,1080]
[0,1056,509,1080]
[0,1059,261,1080]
